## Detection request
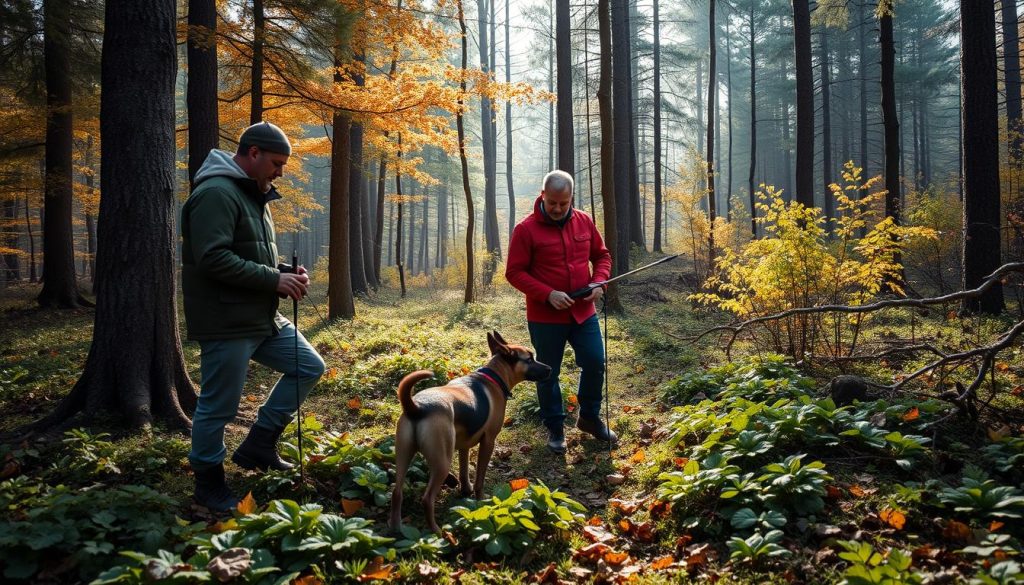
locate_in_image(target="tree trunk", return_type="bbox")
[250,0,264,124]
[706,0,717,258]
[457,0,474,302]
[478,0,499,283]
[437,180,449,268]
[505,0,515,238]
[361,168,377,288]
[612,0,632,273]
[556,0,573,174]
[349,120,368,294]
[25,192,37,282]
[420,189,430,275]
[395,135,407,296]
[598,0,621,311]
[375,155,387,279]
[820,26,833,222]
[406,181,417,274]
[39,0,83,308]
[879,5,900,226]
[960,0,1004,314]
[626,7,644,250]
[726,16,734,216]
[748,3,757,236]
[652,0,663,252]
[20,0,195,435]
[187,0,218,186]
[792,0,814,208]
[859,0,869,182]
[2,196,19,282]
[328,111,355,318]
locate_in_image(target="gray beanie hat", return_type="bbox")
[239,121,292,155]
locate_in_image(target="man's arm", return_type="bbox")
[505,223,555,303]
[187,189,280,292]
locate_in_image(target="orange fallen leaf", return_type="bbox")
[609,498,639,515]
[902,407,920,422]
[245,394,259,403]
[673,457,689,468]
[583,524,616,543]
[291,576,323,585]
[461,365,470,374]
[347,396,362,410]
[619,518,632,533]
[990,521,1005,532]
[503,416,513,426]
[587,515,603,526]
[849,485,868,497]
[826,485,844,499]
[341,498,364,516]
[629,449,645,464]
[532,562,558,584]
[573,542,611,561]
[649,499,671,519]
[603,550,630,566]
[509,478,529,491]
[400,347,410,355]
[995,362,1010,372]
[357,557,394,582]
[880,507,906,530]
[567,395,579,405]
[236,491,258,515]
[943,519,972,542]
[1011,385,1023,397]
[650,555,674,571]
[323,367,339,382]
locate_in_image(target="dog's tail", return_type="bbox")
[397,370,434,419]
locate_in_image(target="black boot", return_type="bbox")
[576,415,619,444]
[546,422,567,454]
[194,463,239,513]
[232,424,295,472]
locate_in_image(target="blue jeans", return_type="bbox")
[528,314,605,430]
[189,321,325,470]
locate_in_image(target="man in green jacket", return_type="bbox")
[182,122,325,512]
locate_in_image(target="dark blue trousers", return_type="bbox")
[527,314,605,430]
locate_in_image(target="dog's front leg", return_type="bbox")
[473,435,496,499]
[458,447,472,497]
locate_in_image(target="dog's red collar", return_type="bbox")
[475,367,511,398]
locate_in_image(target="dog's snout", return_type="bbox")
[527,360,552,382]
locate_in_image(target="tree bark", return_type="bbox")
[349,120,368,294]
[39,0,83,308]
[479,0,499,284]
[505,0,515,238]
[187,0,218,186]
[611,0,632,272]
[250,0,264,124]
[792,0,814,208]
[748,3,757,236]
[458,0,474,303]
[406,181,417,274]
[20,0,195,435]
[706,0,717,257]
[1002,0,1022,163]
[2,196,19,282]
[556,0,573,174]
[879,4,900,224]
[960,0,1004,314]
[395,137,406,296]
[599,0,621,311]
[328,110,354,318]
[820,26,833,222]
[652,0,663,252]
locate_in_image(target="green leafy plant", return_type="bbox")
[726,529,791,564]
[729,507,788,531]
[449,481,585,556]
[936,467,1024,519]
[836,540,922,585]
[757,454,831,516]
[55,428,121,477]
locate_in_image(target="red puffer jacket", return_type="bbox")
[506,195,613,324]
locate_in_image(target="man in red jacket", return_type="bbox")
[506,170,616,454]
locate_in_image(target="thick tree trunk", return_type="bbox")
[2,196,19,282]
[375,156,386,280]
[598,0,621,311]
[879,6,900,225]
[328,111,355,318]
[250,0,264,124]
[960,0,1004,314]
[859,0,869,182]
[349,120,368,294]
[458,0,474,302]
[626,12,644,250]
[556,0,573,174]
[611,0,632,273]
[820,26,833,222]
[726,17,734,216]
[187,0,218,186]
[706,0,717,258]
[652,0,663,252]
[478,0,499,284]
[39,0,83,308]
[505,0,515,237]
[21,0,195,435]
[792,0,814,208]
[748,4,757,236]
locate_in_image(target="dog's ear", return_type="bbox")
[492,330,509,346]
[487,331,510,357]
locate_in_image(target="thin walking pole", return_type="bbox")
[293,252,305,487]
[601,295,612,456]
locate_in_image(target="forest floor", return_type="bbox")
[1,259,1023,584]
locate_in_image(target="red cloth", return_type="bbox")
[506,195,613,324]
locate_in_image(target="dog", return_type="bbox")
[388,330,551,533]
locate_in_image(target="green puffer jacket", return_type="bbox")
[181,149,284,340]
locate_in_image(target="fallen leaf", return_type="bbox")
[568,395,579,405]
[870,412,887,426]
[826,485,844,499]
[995,362,1010,372]
[1011,385,1023,397]
[650,555,674,570]
[942,519,972,543]
[568,567,593,579]
[880,508,906,530]
[207,548,251,582]
[357,557,394,582]
[609,498,640,515]
[347,396,362,410]
[291,576,323,585]
[236,492,258,515]
[574,542,611,561]
[416,562,439,577]
[503,416,513,427]
[849,485,871,497]
[509,478,529,490]
[323,367,339,382]
[673,457,689,468]
[587,515,603,526]
[605,473,626,486]
[341,498,364,516]
[583,525,616,543]
[629,449,645,464]
[638,422,657,439]
[531,562,559,584]
[603,550,630,566]
[245,394,259,403]
[649,500,671,519]
[988,424,1012,442]
[902,407,920,422]
[460,365,470,374]
[990,521,1005,532]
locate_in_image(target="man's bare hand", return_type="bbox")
[583,283,605,302]
[277,271,309,300]
[548,290,574,310]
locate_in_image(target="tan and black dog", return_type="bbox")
[388,331,551,533]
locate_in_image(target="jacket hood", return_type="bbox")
[193,149,250,185]
[192,148,283,202]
